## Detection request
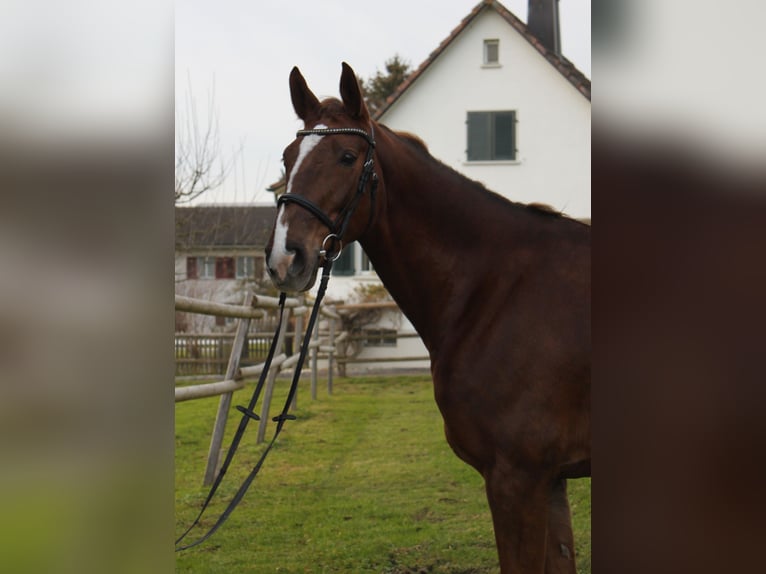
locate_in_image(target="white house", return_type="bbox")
[268,0,590,372]
[378,0,590,218]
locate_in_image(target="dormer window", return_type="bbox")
[483,39,499,66]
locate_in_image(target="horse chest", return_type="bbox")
[432,373,499,473]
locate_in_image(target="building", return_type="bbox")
[378,0,590,217]
[175,205,276,332]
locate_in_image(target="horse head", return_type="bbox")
[266,62,378,292]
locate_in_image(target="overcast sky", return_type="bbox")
[176,0,591,205]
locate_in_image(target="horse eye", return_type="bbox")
[340,151,357,166]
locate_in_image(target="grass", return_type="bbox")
[176,375,590,573]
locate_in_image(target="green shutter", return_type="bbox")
[467,112,491,161]
[333,243,355,276]
[493,111,516,160]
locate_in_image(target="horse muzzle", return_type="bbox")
[265,241,319,293]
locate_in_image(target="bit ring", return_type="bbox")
[319,233,342,262]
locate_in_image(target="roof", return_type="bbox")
[375,0,590,119]
[175,205,277,250]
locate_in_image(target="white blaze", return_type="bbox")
[285,123,326,195]
[269,205,291,277]
[268,124,327,279]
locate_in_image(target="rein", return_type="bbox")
[278,125,378,256]
[177,125,376,552]
[175,261,333,551]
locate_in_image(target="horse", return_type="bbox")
[265,62,590,574]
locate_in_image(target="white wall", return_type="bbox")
[341,307,430,374]
[379,9,591,219]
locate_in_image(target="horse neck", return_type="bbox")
[359,127,515,354]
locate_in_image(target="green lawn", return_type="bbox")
[176,375,590,573]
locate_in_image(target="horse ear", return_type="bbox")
[339,62,370,121]
[289,66,321,122]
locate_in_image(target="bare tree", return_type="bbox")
[175,77,237,203]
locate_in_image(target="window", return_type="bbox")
[466,111,517,161]
[333,243,355,276]
[363,328,397,347]
[197,256,216,279]
[483,39,499,65]
[186,257,224,279]
[237,255,265,280]
[361,249,374,273]
[186,257,197,279]
[236,256,255,279]
[187,255,262,280]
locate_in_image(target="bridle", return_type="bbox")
[176,125,379,552]
[277,125,378,261]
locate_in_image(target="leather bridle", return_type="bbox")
[176,125,380,552]
[277,125,378,260]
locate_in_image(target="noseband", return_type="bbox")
[277,126,378,260]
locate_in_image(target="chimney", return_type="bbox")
[527,0,561,55]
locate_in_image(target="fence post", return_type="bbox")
[327,310,336,395]
[203,291,254,486]
[310,319,319,400]
[256,307,291,444]
[290,300,304,412]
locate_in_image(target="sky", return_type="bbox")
[176,0,591,206]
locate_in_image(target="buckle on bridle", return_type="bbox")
[319,233,343,262]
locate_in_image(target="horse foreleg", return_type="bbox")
[544,478,576,574]
[485,463,552,574]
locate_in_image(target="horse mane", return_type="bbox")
[394,131,429,153]
[527,202,561,216]
[524,202,590,226]
[318,98,351,121]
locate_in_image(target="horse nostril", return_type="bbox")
[267,239,311,285]
[286,241,306,274]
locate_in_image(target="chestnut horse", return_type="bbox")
[266,63,590,574]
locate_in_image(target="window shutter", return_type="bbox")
[467,112,491,161]
[494,111,516,160]
[186,257,197,279]
[215,257,235,279]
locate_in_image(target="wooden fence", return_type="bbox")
[175,291,342,485]
[174,292,429,486]
[175,333,276,376]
